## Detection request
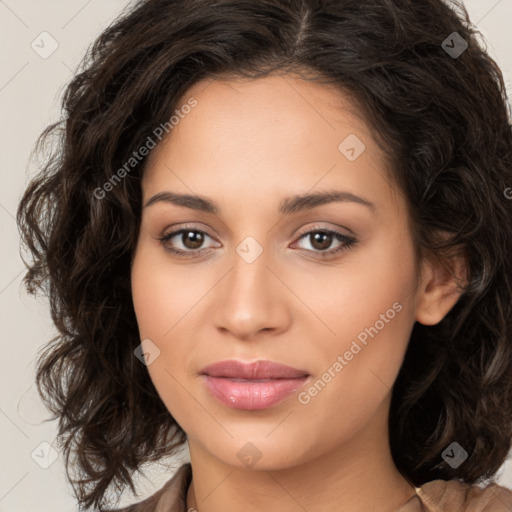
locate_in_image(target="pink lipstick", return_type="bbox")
[200,360,310,410]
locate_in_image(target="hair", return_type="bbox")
[16,0,512,509]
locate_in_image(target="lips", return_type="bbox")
[200,360,309,380]
[200,360,310,410]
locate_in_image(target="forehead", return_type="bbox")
[148,73,372,161]
[142,73,401,218]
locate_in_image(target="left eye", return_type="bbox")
[158,227,357,258]
[292,229,356,255]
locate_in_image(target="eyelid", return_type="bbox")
[160,221,353,240]
[294,223,353,239]
[158,222,357,258]
[159,224,220,246]
[289,224,357,254]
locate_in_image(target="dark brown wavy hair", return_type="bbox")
[16,0,512,509]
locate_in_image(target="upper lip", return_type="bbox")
[200,360,309,379]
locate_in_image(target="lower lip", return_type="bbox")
[202,375,309,410]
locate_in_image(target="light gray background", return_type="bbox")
[1,1,511,511]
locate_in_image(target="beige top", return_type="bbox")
[112,463,512,511]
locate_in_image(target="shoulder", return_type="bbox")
[416,478,512,511]
[105,463,192,512]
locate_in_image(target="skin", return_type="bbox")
[130,73,465,512]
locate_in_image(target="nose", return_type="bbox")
[212,245,291,342]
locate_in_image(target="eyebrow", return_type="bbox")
[144,190,376,215]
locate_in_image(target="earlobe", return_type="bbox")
[415,251,468,326]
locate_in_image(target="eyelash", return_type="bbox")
[157,224,357,260]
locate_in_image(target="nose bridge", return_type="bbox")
[213,232,288,338]
[228,233,273,305]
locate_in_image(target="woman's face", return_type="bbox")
[131,73,427,470]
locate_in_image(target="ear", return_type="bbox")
[415,249,468,326]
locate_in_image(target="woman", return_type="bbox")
[17,0,512,510]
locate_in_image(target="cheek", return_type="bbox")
[131,241,205,339]
[307,226,416,348]
[130,246,199,425]
[299,229,417,396]
[130,241,211,388]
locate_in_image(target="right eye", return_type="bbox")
[158,226,220,258]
